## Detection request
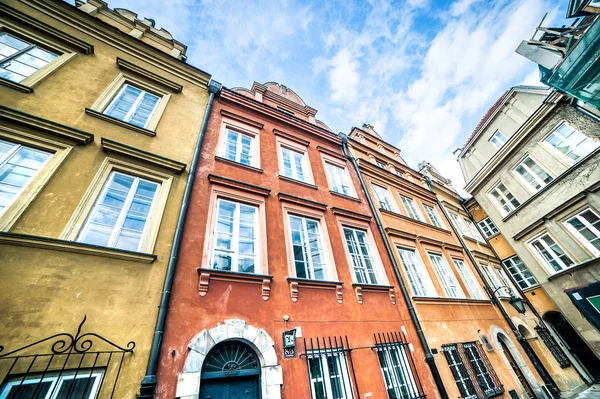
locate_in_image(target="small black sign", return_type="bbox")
[282,329,297,358]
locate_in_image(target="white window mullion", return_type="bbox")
[107,177,139,247]
[123,90,145,123]
[232,202,241,271]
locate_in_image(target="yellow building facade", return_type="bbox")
[0,0,211,397]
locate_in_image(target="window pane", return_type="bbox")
[55,375,97,399]
[453,259,485,299]
[129,92,160,128]
[105,85,141,121]
[398,248,435,297]
[429,253,464,298]
[373,184,394,211]
[0,32,30,57]
[344,227,378,284]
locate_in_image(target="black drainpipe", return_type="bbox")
[340,134,449,399]
[138,80,222,399]
[457,200,561,397]
[427,176,558,398]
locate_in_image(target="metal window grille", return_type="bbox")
[374,332,426,399]
[303,336,357,399]
[534,325,571,368]
[0,316,134,399]
[442,342,504,399]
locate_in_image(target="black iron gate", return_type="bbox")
[0,316,135,399]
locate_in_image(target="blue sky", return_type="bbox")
[106,0,565,193]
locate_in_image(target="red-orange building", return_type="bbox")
[155,82,438,399]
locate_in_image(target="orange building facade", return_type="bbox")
[154,83,438,399]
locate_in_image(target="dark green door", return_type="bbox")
[200,376,259,399]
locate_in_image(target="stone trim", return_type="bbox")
[286,277,344,303]
[351,283,396,305]
[331,206,371,222]
[317,145,347,162]
[116,57,183,92]
[379,208,451,234]
[0,232,156,263]
[178,319,282,399]
[208,174,271,197]
[101,137,186,174]
[220,109,264,129]
[197,268,273,301]
[0,77,34,93]
[273,128,310,146]
[214,156,264,174]
[0,105,94,145]
[277,192,327,211]
[277,175,318,190]
[85,108,156,136]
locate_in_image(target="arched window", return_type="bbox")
[202,341,260,378]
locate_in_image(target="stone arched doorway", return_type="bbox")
[176,319,282,399]
[200,341,260,398]
[490,326,541,398]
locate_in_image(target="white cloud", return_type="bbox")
[450,0,480,16]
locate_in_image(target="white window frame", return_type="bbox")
[423,204,444,228]
[528,233,576,274]
[400,195,423,221]
[397,247,437,297]
[488,182,521,216]
[503,256,537,290]
[452,259,485,299]
[428,252,465,298]
[103,83,161,129]
[0,31,59,84]
[449,212,471,237]
[489,130,508,149]
[372,183,396,212]
[322,155,356,198]
[481,263,510,298]
[0,370,103,399]
[277,137,313,184]
[218,127,257,166]
[376,344,420,399]
[564,208,600,257]
[512,155,554,193]
[477,217,498,238]
[288,213,329,280]
[464,218,485,242]
[307,350,353,399]
[542,121,600,165]
[343,226,382,284]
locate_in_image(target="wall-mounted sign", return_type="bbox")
[282,329,296,358]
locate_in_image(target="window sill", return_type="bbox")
[287,277,344,303]
[215,156,263,173]
[379,208,451,234]
[85,108,156,137]
[547,257,599,281]
[278,175,318,190]
[329,190,361,202]
[197,268,273,300]
[0,232,156,263]
[412,296,492,304]
[0,77,33,93]
[352,283,397,305]
[462,235,489,246]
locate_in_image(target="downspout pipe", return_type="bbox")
[430,179,558,398]
[458,200,561,396]
[340,134,449,399]
[138,80,222,399]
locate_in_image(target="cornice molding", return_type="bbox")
[350,138,408,171]
[331,206,372,222]
[0,2,94,54]
[208,174,271,197]
[0,77,34,93]
[219,89,341,145]
[0,232,156,263]
[385,227,417,241]
[21,0,210,88]
[220,109,264,129]
[349,126,403,156]
[116,57,182,93]
[101,138,186,174]
[317,145,347,162]
[379,208,451,235]
[358,159,435,201]
[273,128,310,147]
[277,192,327,211]
[85,108,155,136]
[0,105,93,145]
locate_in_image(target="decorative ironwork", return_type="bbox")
[373,332,427,399]
[0,316,135,399]
[534,325,571,368]
[202,342,259,374]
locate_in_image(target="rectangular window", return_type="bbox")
[449,212,471,237]
[281,147,308,182]
[400,196,423,221]
[496,268,517,297]
[221,128,255,166]
[375,344,420,399]
[307,350,353,399]
[376,160,387,169]
[513,156,553,192]
[0,139,51,215]
[77,171,159,251]
[564,208,600,256]
[423,204,444,228]
[465,219,485,242]
[0,32,59,83]
[0,370,103,399]
[397,247,436,297]
[373,184,396,212]
[529,233,575,273]
[453,259,485,299]
[442,345,479,399]
[489,130,508,149]
[544,122,599,164]
[289,214,328,280]
[503,256,537,289]
[477,217,498,238]
[481,264,510,298]
[428,253,464,298]
[343,227,379,284]
[489,182,520,215]
[463,342,503,397]
[103,83,160,128]
[326,162,353,196]
[210,198,258,273]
